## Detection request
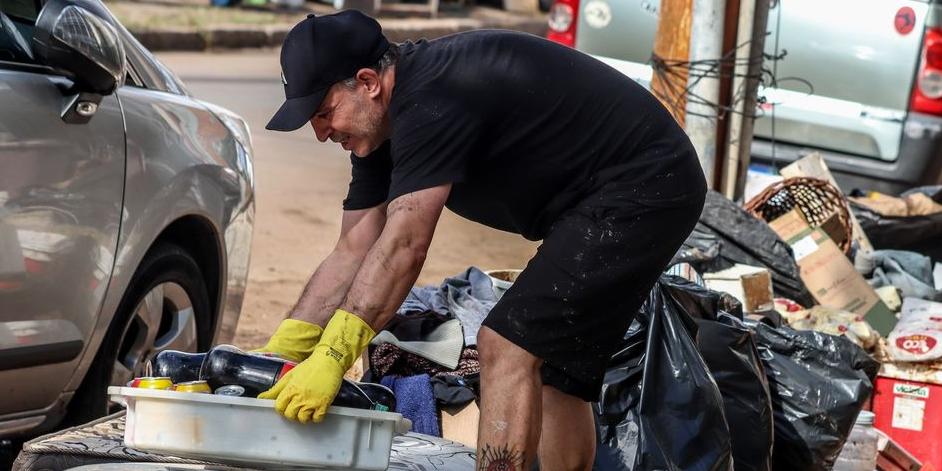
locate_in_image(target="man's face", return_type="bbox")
[310,74,388,157]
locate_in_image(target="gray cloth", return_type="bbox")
[371,319,464,369]
[397,267,499,346]
[856,249,942,301]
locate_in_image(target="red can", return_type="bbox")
[129,376,173,390]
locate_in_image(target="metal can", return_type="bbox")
[173,380,212,394]
[214,384,246,397]
[130,376,173,390]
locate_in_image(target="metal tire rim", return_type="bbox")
[111,281,198,387]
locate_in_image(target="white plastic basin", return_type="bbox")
[108,386,411,470]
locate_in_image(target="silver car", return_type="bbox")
[0,0,254,437]
[547,0,942,194]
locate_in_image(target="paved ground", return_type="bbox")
[156,49,539,349]
[105,0,547,50]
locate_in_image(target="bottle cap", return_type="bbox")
[856,410,875,425]
[214,384,246,397]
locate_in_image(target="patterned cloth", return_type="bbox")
[371,343,480,379]
[12,412,214,471]
[13,411,475,471]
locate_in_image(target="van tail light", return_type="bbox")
[911,27,942,115]
[547,0,579,48]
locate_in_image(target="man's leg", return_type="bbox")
[476,326,543,470]
[538,386,595,471]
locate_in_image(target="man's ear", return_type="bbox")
[355,68,382,98]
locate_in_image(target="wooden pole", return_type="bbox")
[713,0,741,191]
[650,0,694,125]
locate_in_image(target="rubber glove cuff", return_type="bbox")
[318,309,375,371]
[251,318,323,363]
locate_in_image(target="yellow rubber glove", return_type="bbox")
[250,319,323,363]
[258,310,374,423]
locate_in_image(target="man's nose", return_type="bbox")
[311,118,329,142]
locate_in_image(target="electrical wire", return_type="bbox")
[647,0,815,173]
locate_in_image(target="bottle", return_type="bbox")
[152,350,205,383]
[199,345,293,397]
[199,345,396,411]
[832,411,878,471]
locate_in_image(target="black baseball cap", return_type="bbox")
[266,10,390,132]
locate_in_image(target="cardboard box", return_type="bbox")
[441,401,479,449]
[769,209,896,335]
[703,264,774,312]
[876,428,923,471]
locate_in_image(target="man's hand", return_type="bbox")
[250,319,323,363]
[258,310,375,423]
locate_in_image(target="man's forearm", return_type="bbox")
[340,230,427,330]
[341,192,443,329]
[288,248,367,326]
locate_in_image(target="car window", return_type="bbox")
[0,0,41,64]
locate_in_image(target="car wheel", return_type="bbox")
[65,242,210,425]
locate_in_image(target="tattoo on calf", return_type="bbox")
[477,444,524,471]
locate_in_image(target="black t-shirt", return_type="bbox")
[343,30,705,241]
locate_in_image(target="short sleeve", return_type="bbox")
[387,93,480,202]
[343,141,393,210]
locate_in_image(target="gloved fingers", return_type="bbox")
[297,405,316,424]
[274,388,296,415]
[257,379,286,400]
[283,395,304,421]
[311,405,328,423]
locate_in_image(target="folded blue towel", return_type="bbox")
[381,374,440,437]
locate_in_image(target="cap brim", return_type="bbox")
[265,88,328,132]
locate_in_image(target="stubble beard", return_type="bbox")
[351,94,387,157]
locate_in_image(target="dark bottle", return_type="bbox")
[199,345,396,411]
[336,379,397,412]
[152,350,205,383]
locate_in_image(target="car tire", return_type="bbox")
[65,242,211,425]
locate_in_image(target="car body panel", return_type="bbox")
[756,0,926,161]
[570,0,940,192]
[0,68,125,413]
[59,86,255,395]
[0,0,254,437]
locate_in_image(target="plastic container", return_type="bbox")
[485,269,522,296]
[832,411,879,471]
[108,386,411,470]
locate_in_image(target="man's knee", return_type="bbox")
[478,327,541,373]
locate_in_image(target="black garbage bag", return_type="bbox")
[851,185,942,262]
[752,323,880,471]
[661,276,775,471]
[595,276,734,471]
[673,190,815,307]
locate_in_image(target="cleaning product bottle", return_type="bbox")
[152,350,205,383]
[199,345,396,411]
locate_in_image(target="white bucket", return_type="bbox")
[485,269,522,295]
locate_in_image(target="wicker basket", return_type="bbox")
[744,177,853,254]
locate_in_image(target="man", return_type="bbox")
[255,10,706,470]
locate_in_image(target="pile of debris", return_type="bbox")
[364,153,942,470]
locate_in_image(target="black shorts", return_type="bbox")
[481,182,705,402]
